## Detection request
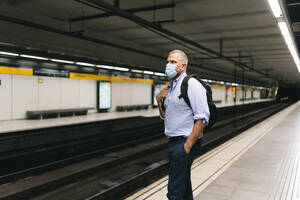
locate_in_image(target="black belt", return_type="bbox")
[169,136,186,142]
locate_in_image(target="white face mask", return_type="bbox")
[165,63,178,79]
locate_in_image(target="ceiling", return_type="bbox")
[0,0,299,87]
[285,0,300,62]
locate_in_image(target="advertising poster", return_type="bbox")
[98,81,112,110]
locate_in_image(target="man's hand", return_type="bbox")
[184,142,191,154]
[156,87,169,103]
[184,120,205,155]
[156,87,169,119]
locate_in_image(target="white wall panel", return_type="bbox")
[212,88,225,103]
[131,83,151,105]
[111,81,121,111]
[111,82,152,111]
[121,82,131,105]
[60,78,80,109]
[0,74,12,120]
[236,89,242,102]
[12,75,38,119]
[79,79,96,110]
[38,76,60,110]
[227,89,234,103]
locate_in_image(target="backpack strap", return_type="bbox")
[180,75,194,108]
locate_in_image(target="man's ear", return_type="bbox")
[182,64,187,71]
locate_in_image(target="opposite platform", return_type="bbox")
[126,100,299,200]
[0,98,273,134]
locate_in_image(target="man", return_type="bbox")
[156,50,210,200]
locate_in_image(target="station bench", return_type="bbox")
[26,107,94,119]
[213,100,222,104]
[240,98,258,101]
[116,104,150,112]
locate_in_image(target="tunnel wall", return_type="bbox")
[276,87,300,102]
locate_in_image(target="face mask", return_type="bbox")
[165,63,178,79]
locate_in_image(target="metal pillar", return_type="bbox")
[219,38,223,56]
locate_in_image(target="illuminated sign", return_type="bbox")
[97,81,112,111]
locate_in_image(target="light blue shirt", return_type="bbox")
[161,73,210,138]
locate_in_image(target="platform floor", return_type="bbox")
[126,100,300,200]
[0,98,273,134]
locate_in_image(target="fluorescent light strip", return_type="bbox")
[96,65,114,69]
[132,69,143,73]
[278,22,300,73]
[114,67,129,71]
[267,0,283,18]
[144,70,154,75]
[0,51,19,56]
[50,59,74,64]
[267,0,300,73]
[278,22,293,45]
[75,62,95,67]
[154,72,165,76]
[20,54,48,60]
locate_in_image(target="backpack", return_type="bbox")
[180,75,218,130]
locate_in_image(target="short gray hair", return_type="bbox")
[169,50,188,65]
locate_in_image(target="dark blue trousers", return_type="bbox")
[167,138,202,200]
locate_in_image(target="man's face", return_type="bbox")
[166,53,185,73]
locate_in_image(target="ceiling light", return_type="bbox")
[131,69,143,73]
[278,22,300,73]
[154,72,165,76]
[278,22,293,45]
[0,51,19,56]
[267,0,283,18]
[144,71,154,75]
[50,59,74,64]
[96,65,114,69]
[114,67,129,71]
[75,62,96,67]
[20,54,48,60]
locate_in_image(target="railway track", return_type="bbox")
[0,101,290,200]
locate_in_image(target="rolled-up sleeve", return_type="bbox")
[187,78,210,125]
[160,113,165,120]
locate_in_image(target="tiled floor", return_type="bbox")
[197,101,300,200]
[126,100,300,200]
[0,98,274,134]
